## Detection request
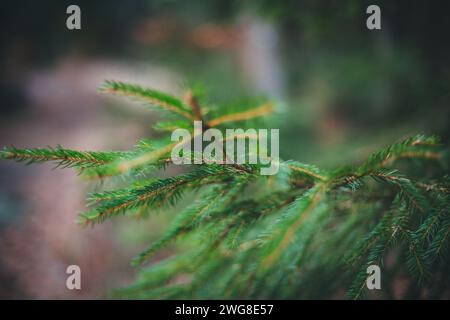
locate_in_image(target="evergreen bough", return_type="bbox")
[1,80,449,299]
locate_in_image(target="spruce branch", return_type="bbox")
[207,103,273,127]
[79,164,251,225]
[2,79,449,300]
[0,145,123,170]
[100,80,194,120]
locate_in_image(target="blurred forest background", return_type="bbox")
[0,0,449,298]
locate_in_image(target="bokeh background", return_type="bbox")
[0,0,449,298]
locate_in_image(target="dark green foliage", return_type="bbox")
[2,80,449,299]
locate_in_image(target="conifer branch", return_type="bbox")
[79,165,251,225]
[262,184,327,268]
[101,80,194,120]
[0,145,123,170]
[207,103,273,127]
[2,80,448,300]
[184,90,204,121]
[285,161,328,182]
